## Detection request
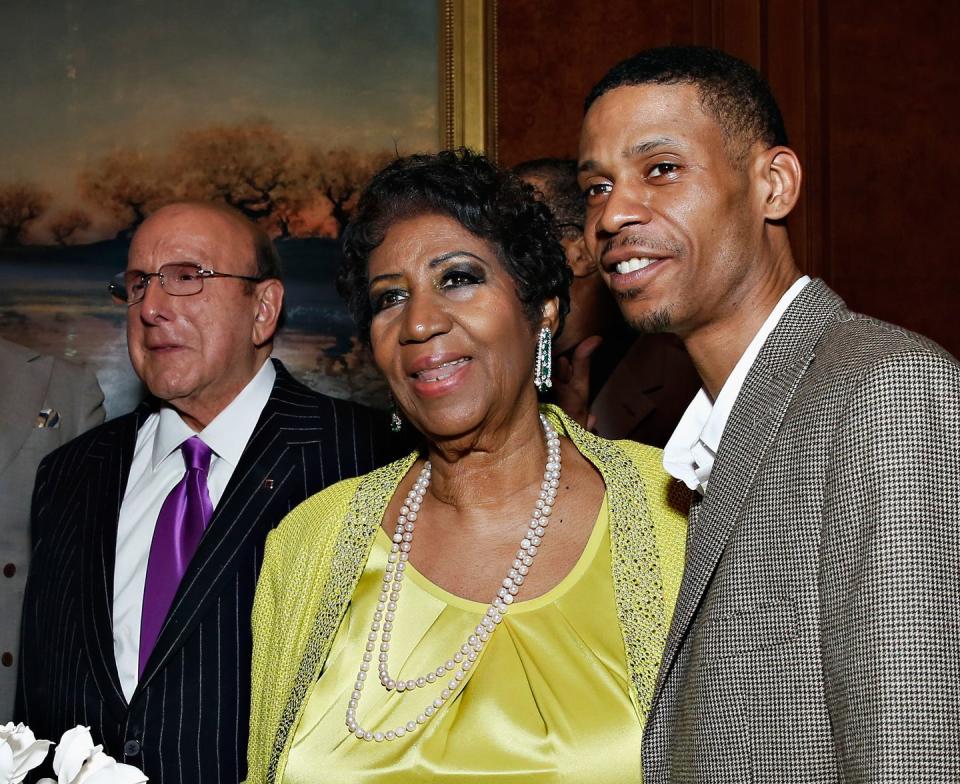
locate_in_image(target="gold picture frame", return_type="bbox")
[440,0,498,158]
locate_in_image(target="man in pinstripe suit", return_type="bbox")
[16,203,393,783]
[579,47,960,781]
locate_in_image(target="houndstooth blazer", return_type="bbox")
[641,280,960,783]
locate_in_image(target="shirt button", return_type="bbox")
[123,739,141,757]
[2,563,14,578]
[1,652,13,667]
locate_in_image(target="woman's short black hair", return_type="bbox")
[339,148,571,343]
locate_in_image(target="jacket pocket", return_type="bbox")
[697,597,800,661]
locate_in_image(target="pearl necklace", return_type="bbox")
[345,413,562,742]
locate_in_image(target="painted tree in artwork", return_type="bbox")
[78,149,173,239]
[171,123,307,238]
[302,147,394,236]
[48,208,93,246]
[0,181,51,245]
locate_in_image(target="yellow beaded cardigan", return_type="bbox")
[246,406,689,784]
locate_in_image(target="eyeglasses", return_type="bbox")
[109,262,264,306]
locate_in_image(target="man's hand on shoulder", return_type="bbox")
[553,336,603,431]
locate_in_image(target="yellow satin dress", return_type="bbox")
[283,497,646,783]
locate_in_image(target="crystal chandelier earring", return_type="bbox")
[533,326,552,393]
[389,395,402,433]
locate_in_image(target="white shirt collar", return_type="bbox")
[663,276,811,494]
[151,358,277,471]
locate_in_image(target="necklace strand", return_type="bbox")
[345,413,562,742]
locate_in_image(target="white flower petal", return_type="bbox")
[72,748,116,784]
[0,723,36,753]
[82,762,149,784]
[52,727,95,782]
[0,725,53,783]
[0,741,15,781]
[72,750,147,784]
[9,739,53,780]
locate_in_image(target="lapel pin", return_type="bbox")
[262,478,274,490]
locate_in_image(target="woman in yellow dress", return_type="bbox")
[246,150,688,783]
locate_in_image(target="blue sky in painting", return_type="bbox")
[0,0,438,205]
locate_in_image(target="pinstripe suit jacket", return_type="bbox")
[642,280,960,783]
[16,360,394,784]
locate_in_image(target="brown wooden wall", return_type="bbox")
[495,0,960,355]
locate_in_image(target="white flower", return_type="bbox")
[0,722,53,784]
[39,725,96,784]
[35,725,147,784]
[57,749,147,784]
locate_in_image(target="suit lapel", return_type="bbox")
[79,404,150,718]
[650,280,845,708]
[0,345,49,475]
[135,364,320,691]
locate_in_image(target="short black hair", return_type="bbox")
[340,148,571,343]
[585,46,788,160]
[512,158,584,232]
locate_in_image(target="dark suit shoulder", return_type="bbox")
[268,360,404,468]
[268,366,386,431]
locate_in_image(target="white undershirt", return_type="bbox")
[663,277,810,495]
[112,359,276,701]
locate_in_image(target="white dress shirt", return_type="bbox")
[113,359,276,701]
[663,277,811,494]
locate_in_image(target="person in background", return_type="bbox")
[0,336,104,720]
[513,158,699,447]
[579,45,960,782]
[245,150,688,783]
[17,202,393,784]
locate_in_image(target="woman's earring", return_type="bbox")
[389,396,403,433]
[533,327,552,393]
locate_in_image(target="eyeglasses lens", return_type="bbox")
[110,263,204,304]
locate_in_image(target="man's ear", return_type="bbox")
[564,235,597,278]
[252,279,284,346]
[540,296,561,335]
[757,145,802,221]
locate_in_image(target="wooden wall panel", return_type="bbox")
[689,0,824,277]
[823,0,960,354]
[495,0,704,167]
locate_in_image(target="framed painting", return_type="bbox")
[0,0,495,418]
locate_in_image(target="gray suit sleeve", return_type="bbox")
[47,360,105,444]
[69,362,105,436]
[819,349,960,781]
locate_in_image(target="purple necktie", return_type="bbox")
[139,436,214,676]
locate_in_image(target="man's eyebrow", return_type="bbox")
[578,159,598,174]
[624,136,683,158]
[578,137,684,173]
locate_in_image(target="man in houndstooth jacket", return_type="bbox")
[578,46,960,781]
